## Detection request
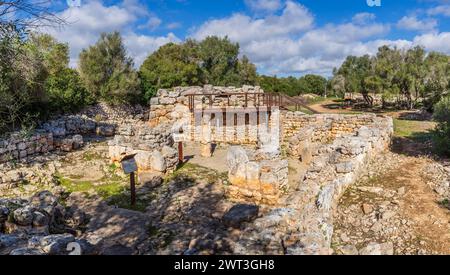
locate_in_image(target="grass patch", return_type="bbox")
[439,199,449,209]
[106,192,152,212]
[168,162,220,185]
[393,118,435,138]
[82,151,103,161]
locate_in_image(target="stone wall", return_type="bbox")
[149,85,274,145]
[226,146,288,205]
[0,103,171,189]
[149,85,264,126]
[108,122,178,174]
[285,113,382,164]
[233,113,394,255]
[0,103,147,166]
[282,112,379,141]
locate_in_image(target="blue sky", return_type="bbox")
[45,0,450,76]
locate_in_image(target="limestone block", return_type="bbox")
[134,150,153,171]
[227,146,249,171]
[200,142,213,158]
[151,151,166,172]
[72,135,83,150]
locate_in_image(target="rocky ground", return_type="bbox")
[0,140,264,255]
[332,151,450,255]
[1,119,449,255]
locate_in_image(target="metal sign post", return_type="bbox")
[119,154,138,207]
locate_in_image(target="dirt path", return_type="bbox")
[383,157,450,254]
[333,152,450,255]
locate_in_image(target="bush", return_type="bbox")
[78,32,140,105]
[432,96,450,156]
[45,68,89,113]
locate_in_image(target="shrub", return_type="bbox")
[45,68,89,113]
[432,96,450,156]
[78,32,140,105]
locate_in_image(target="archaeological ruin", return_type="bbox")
[0,85,395,255]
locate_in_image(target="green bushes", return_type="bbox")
[138,36,258,100]
[432,97,450,156]
[45,68,88,113]
[78,32,140,105]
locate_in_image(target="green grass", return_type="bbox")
[393,118,436,138]
[167,162,223,185]
[56,174,152,212]
[439,199,449,209]
[82,151,104,161]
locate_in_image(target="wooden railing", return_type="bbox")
[186,92,318,114]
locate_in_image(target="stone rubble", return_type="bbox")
[0,191,93,255]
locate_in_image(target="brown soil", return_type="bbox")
[380,157,450,254]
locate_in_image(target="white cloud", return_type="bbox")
[244,0,283,13]
[44,0,179,67]
[193,1,314,44]
[413,32,450,53]
[396,15,438,32]
[167,22,182,30]
[139,16,162,30]
[352,13,376,25]
[192,1,392,75]
[124,32,180,67]
[427,5,450,17]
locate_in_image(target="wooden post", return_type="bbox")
[245,93,248,108]
[130,172,136,207]
[178,141,183,163]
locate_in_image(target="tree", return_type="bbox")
[45,68,88,113]
[238,55,257,85]
[78,32,140,105]
[139,41,203,101]
[0,1,65,132]
[303,74,327,96]
[423,52,450,111]
[198,36,240,86]
[331,74,346,98]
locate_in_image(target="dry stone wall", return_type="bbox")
[226,146,288,205]
[0,103,146,165]
[0,103,179,189]
[108,122,178,174]
[233,112,394,255]
[149,85,271,145]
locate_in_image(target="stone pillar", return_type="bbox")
[200,142,213,158]
[200,113,213,158]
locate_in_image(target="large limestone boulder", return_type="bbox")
[134,151,152,171]
[227,146,249,171]
[222,204,259,228]
[151,151,166,172]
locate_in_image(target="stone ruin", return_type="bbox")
[146,85,394,254]
[0,85,394,255]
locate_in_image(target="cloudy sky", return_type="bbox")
[44,0,450,76]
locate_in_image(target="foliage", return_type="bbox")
[139,36,258,101]
[331,45,450,110]
[79,32,140,105]
[45,68,88,113]
[139,41,203,101]
[432,97,450,156]
[258,74,328,96]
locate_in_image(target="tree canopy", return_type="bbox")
[78,32,140,105]
[331,45,450,110]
